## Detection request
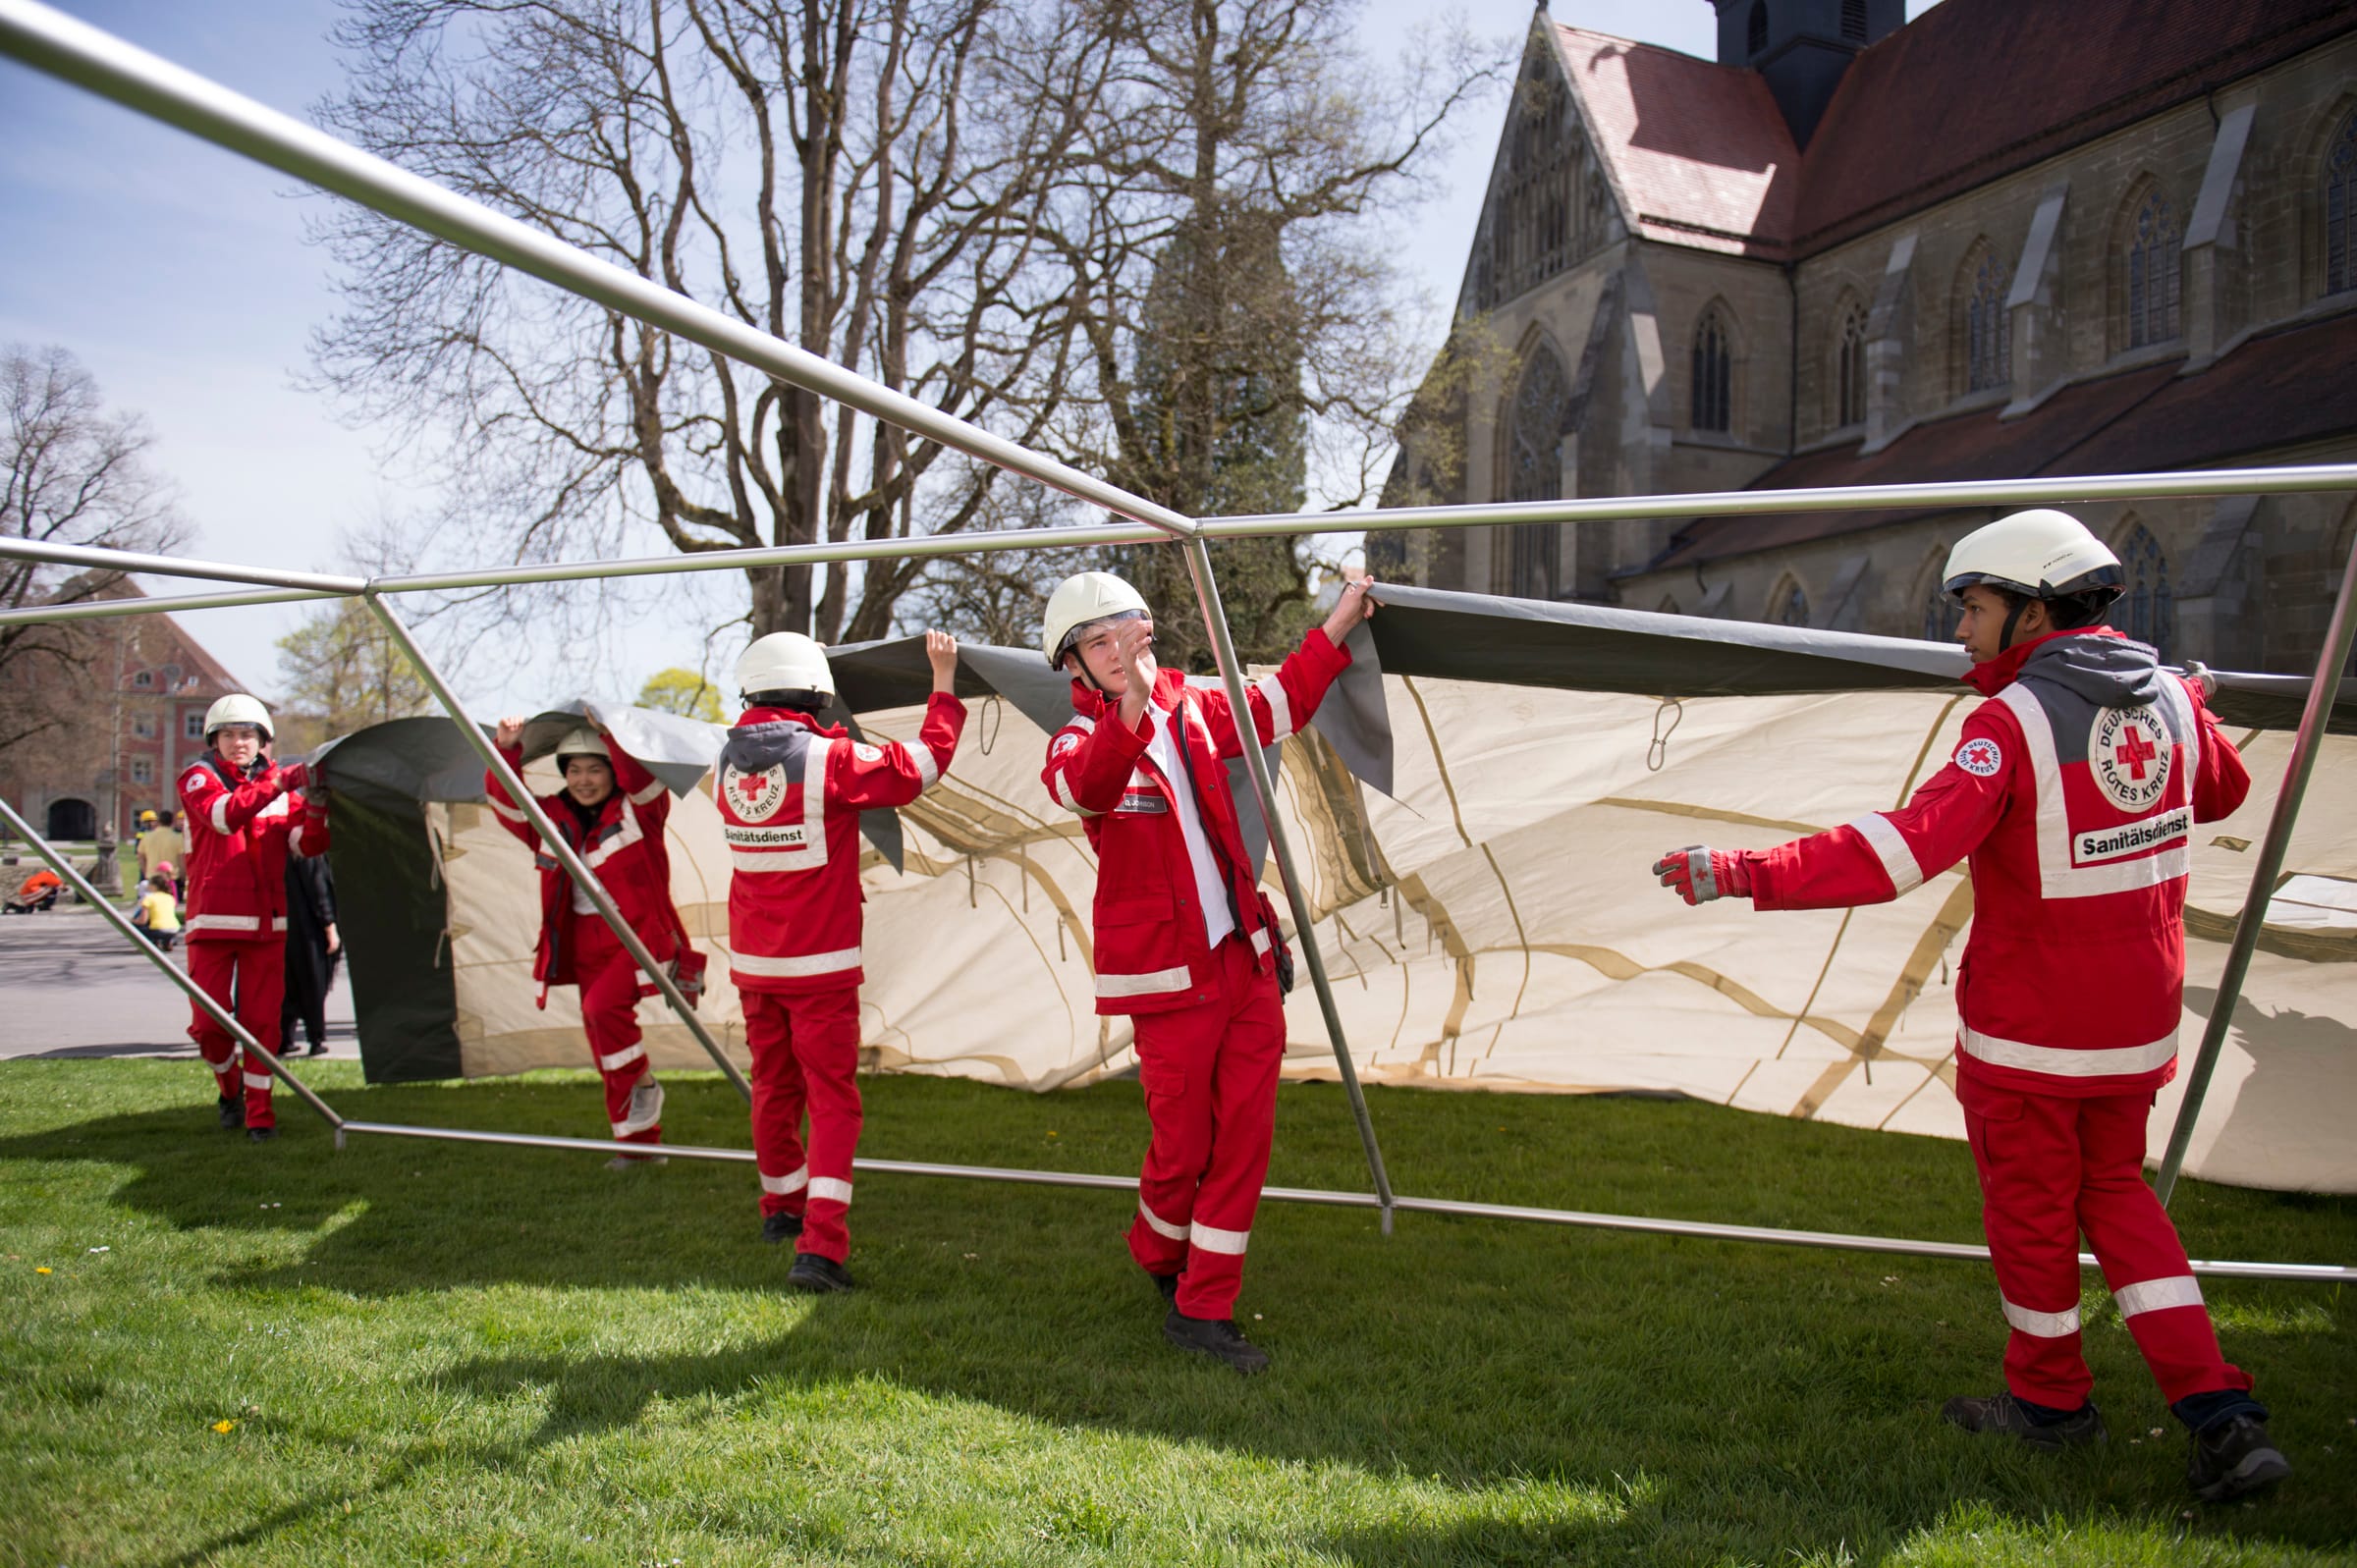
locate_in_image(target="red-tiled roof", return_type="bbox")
[1788,0,2356,252]
[1550,25,1797,258]
[1639,308,2357,572]
[1549,0,2357,261]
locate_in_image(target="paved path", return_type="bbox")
[0,904,356,1061]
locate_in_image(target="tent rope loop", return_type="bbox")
[1648,697,1684,772]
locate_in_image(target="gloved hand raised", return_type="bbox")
[276,760,311,794]
[1652,845,1753,905]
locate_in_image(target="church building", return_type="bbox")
[1373,0,2357,674]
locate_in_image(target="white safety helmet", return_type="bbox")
[203,693,274,742]
[1943,509,2125,609]
[552,726,610,765]
[1041,570,1149,670]
[736,631,836,702]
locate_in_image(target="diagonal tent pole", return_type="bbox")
[361,593,754,1103]
[2155,531,2357,1207]
[0,796,345,1130]
[1179,540,1398,1229]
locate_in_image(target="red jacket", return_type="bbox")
[177,755,328,943]
[718,695,965,994]
[485,740,681,991]
[1747,627,2250,1098]
[1043,628,1350,1015]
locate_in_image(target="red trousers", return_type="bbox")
[571,917,662,1147]
[1126,935,1286,1320]
[1959,1071,2252,1409]
[744,987,861,1262]
[188,938,283,1130]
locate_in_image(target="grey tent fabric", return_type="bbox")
[1362,582,2357,735]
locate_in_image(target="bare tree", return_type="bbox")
[0,345,189,753]
[311,0,1102,645]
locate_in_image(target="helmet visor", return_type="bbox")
[1054,608,1148,670]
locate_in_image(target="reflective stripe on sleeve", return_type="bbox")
[1250,927,1272,956]
[1052,770,1100,817]
[1137,1199,1189,1241]
[2001,1295,2080,1337]
[732,946,861,978]
[211,796,230,835]
[808,1176,853,1206]
[629,779,665,805]
[911,742,940,791]
[2113,1275,2204,1318]
[486,793,528,824]
[1849,811,1924,895]
[1252,674,1292,740]
[1095,965,1192,999]
[597,1044,647,1073]
[1959,1024,2178,1078]
[1190,1221,1250,1256]
[760,1166,809,1196]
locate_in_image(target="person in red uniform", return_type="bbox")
[1652,509,2290,1502]
[718,628,965,1293]
[1039,569,1376,1375]
[485,718,694,1168]
[177,693,329,1142]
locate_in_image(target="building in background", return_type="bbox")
[1375,0,2357,673]
[0,580,247,846]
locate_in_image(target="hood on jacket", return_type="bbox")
[2022,628,2165,709]
[723,708,842,782]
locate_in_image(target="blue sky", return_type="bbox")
[0,0,1936,713]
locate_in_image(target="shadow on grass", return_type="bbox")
[3,1071,2347,1564]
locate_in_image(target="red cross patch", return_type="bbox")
[1953,736,2003,778]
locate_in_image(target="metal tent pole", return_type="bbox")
[1178,539,1398,1229]
[0,796,345,1129]
[2155,533,2357,1206]
[360,593,754,1102]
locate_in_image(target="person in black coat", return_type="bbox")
[279,851,340,1056]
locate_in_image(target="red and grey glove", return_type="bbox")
[276,760,311,793]
[1652,844,1754,905]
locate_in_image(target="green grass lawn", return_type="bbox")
[2,1061,2351,1566]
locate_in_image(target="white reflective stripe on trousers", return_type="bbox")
[808,1176,853,1205]
[2001,1295,2081,1337]
[732,946,861,978]
[1137,1198,1189,1241]
[760,1165,809,1196]
[1189,1221,1249,1256]
[2114,1275,2205,1317]
[242,1072,274,1091]
[597,1044,646,1072]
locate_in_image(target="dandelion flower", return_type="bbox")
[212,1420,235,1433]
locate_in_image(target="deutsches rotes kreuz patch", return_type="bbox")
[2089,706,2171,812]
[723,763,787,822]
[852,742,884,763]
[1953,736,2003,778]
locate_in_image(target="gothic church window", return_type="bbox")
[1691,306,1733,434]
[1960,243,2010,393]
[1836,301,1868,427]
[1502,343,1570,598]
[1920,573,1954,642]
[2328,107,2357,297]
[2118,521,2175,660]
[2120,186,2182,349]
[1475,61,1589,311]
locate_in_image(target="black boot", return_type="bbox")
[1151,1271,1179,1304]
[217,1095,245,1131]
[761,1211,804,1246]
[788,1253,855,1293]
[247,1125,277,1144]
[2188,1415,2290,1502]
[1941,1391,2106,1451]
[1163,1309,1270,1375]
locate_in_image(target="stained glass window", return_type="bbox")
[2120,522,2174,661]
[2124,189,2182,348]
[1836,304,1868,427]
[1964,245,2010,392]
[1692,308,1732,434]
[1503,345,1570,598]
[2328,110,2357,296]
